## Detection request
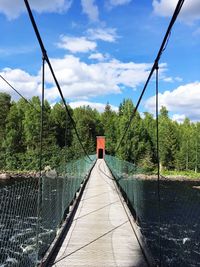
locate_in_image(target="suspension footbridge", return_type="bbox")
[48,159,149,267]
[1,0,198,266]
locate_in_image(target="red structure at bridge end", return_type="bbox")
[96,136,105,159]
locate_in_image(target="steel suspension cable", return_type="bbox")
[24,0,92,162]
[64,113,68,173]
[156,64,161,266]
[0,74,39,112]
[36,56,45,259]
[115,0,185,152]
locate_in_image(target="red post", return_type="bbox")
[96,136,105,159]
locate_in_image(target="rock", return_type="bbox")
[35,172,40,178]
[0,173,10,180]
[45,169,57,178]
[193,186,200,190]
[44,166,51,172]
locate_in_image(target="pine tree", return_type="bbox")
[51,102,73,148]
[0,93,11,168]
[177,118,193,170]
[101,103,117,155]
[3,102,25,170]
[116,99,141,163]
[138,112,156,171]
[159,107,179,170]
[72,106,101,158]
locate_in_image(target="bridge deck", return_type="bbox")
[51,159,148,267]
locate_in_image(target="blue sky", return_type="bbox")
[0,0,200,122]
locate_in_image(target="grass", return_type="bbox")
[161,170,200,179]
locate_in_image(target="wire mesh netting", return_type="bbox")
[0,155,96,267]
[105,155,200,267]
[0,178,38,267]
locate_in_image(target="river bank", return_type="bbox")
[0,171,38,180]
[0,167,58,180]
[125,173,200,181]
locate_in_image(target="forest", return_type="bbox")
[0,92,200,173]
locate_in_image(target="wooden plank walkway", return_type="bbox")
[51,159,149,267]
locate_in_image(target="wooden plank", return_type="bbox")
[51,159,149,267]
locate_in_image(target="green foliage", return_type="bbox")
[101,103,117,155]
[161,169,200,179]
[117,99,141,162]
[23,96,41,151]
[50,102,73,148]
[3,102,25,170]
[0,93,11,168]
[1,93,200,175]
[159,107,179,169]
[72,105,103,158]
[0,93,11,141]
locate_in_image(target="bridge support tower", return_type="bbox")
[96,136,105,159]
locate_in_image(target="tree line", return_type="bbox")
[0,92,200,172]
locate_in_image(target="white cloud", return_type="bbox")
[163,77,173,82]
[145,82,200,120]
[87,28,118,42]
[163,76,183,83]
[0,68,41,98]
[107,0,132,8]
[172,114,186,123]
[153,0,200,23]
[175,76,183,82]
[0,0,72,20]
[152,0,178,18]
[69,101,118,112]
[89,53,107,61]
[45,82,120,101]
[1,55,168,105]
[81,0,99,22]
[57,36,97,53]
[43,56,161,101]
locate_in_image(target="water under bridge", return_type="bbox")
[1,153,200,267]
[0,155,158,267]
